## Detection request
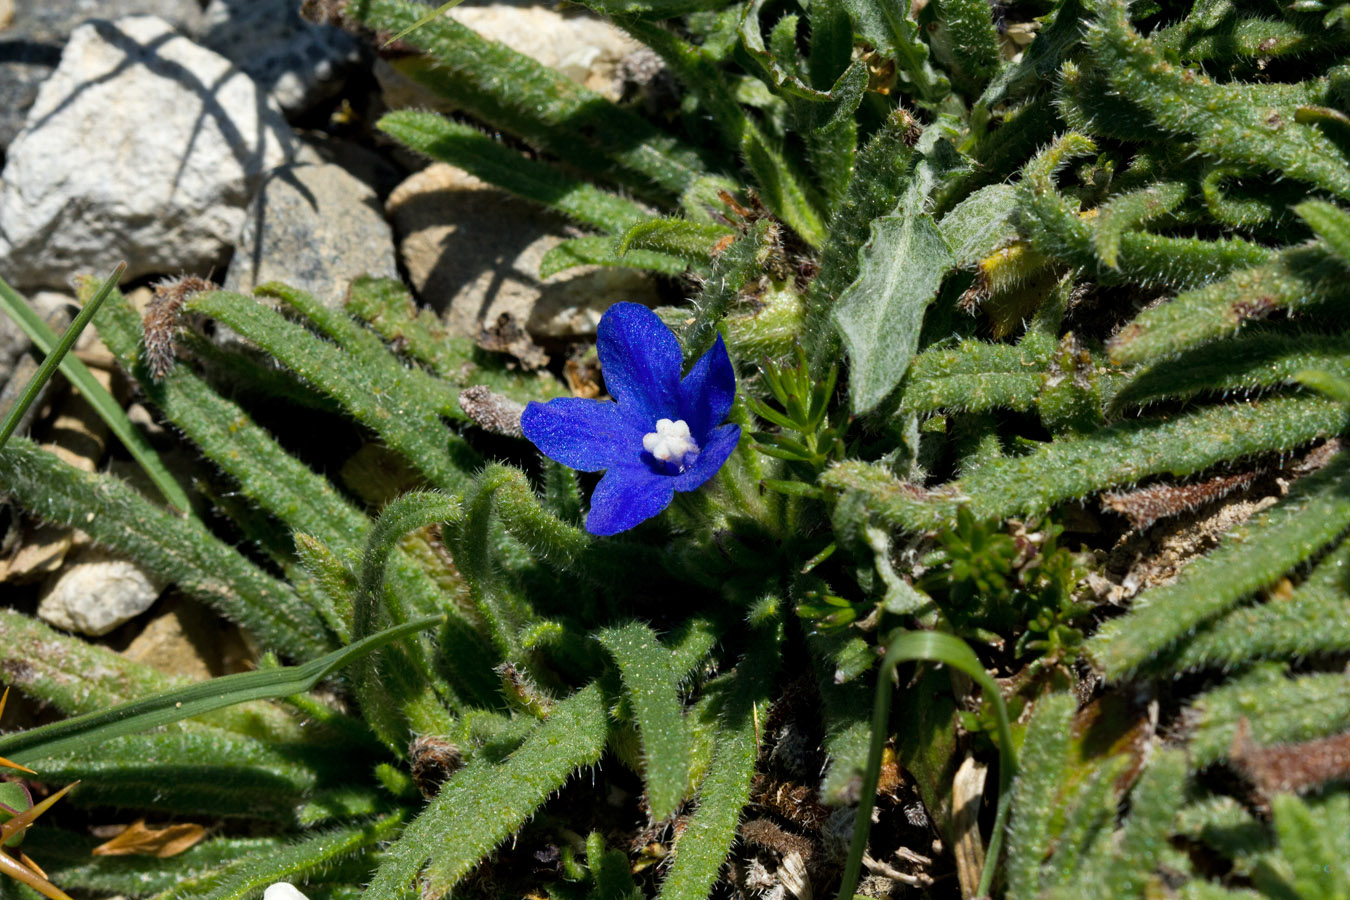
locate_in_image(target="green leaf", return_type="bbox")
[596,623,692,820]
[836,630,1017,900]
[825,395,1347,531]
[0,609,304,744]
[1187,665,1350,767]
[1087,452,1350,679]
[833,212,954,414]
[938,184,1019,268]
[0,615,446,765]
[617,218,736,265]
[378,111,654,234]
[0,437,331,659]
[1088,0,1350,200]
[1004,693,1075,900]
[185,290,476,494]
[157,815,403,900]
[1295,199,1350,267]
[539,236,688,280]
[348,0,707,202]
[620,19,828,247]
[657,621,780,900]
[366,683,610,900]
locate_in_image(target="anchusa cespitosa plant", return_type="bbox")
[1,0,1349,896]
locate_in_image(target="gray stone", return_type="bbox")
[37,546,166,636]
[0,0,202,150]
[0,15,295,291]
[386,163,662,341]
[199,0,361,116]
[223,158,399,309]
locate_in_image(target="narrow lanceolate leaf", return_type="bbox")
[1088,451,1350,679]
[95,287,370,557]
[0,437,329,659]
[1187,665,1350,766]
[1158,539,1350,673]
[618,218,736,266]
[902,340,1047,415]
[539,236,688,280]
[379,110,654,234]
[833,212,954,414]
[1004,693,1075,900]
[366,683,610,900]
[0,615,443,765]
[153,814,403,900]
[347,0,707,201]
[620,19,828,248]
[658,623,780,900]
[807,628,873,806]
[1015,135,1272,288]
[1110,330,1350,412]
[25,832,288,898]
[1108,245,1349,366]
[1088,0,1350,200]
[185,290,476,493]
[823,396,1346,531]
[31,730,332,821]
[260,282,462,420]
[1295,199,1350,267]
[597,623,692,820]
[1103,750,1187,897]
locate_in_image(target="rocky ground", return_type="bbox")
[0,0,673,690]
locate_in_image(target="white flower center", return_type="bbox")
[642,418,700,470]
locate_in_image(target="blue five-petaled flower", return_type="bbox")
[521,302,740,536]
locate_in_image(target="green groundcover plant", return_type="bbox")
[0,0,1349,896]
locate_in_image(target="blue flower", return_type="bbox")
[521,302,740,536]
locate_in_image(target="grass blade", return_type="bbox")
[0,268,190,512]
[835,629,1017,900]
[0,615,446,765]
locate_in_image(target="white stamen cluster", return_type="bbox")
[642,418,700,470]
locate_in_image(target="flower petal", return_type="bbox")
[586,465,676,535]
[597,302,683,426]
[672,424,741,492]
[521,398,637,472]
[679,333,736,440]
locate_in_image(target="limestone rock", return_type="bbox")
[386,163,660,341]
[0,15,296,290]
[223,158,398,309]
[199,0,361,116]
[37,547,166,636]
[0,0,203,151]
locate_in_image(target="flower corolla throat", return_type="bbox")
[643,418,700,472]
[519,302,741,535]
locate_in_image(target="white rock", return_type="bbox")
[198,0,361,116]
[38,547,166,636]
[0,15,296,290]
